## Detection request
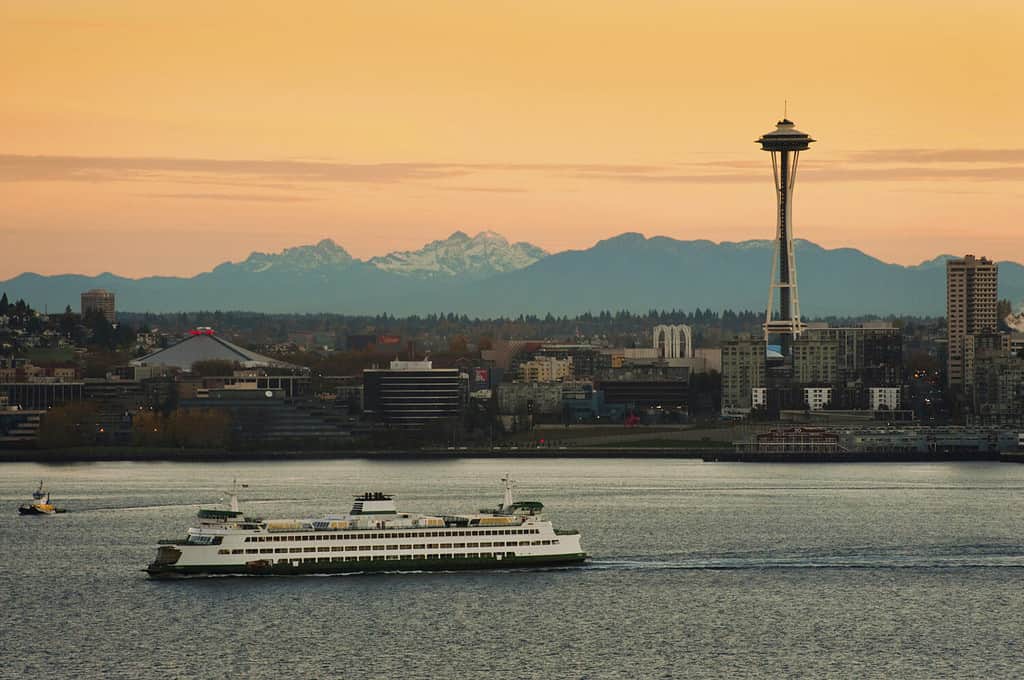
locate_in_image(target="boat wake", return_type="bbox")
[586,552,1024,571]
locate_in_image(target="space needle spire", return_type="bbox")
[757,117,815,356]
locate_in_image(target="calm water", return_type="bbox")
[1,459,1022,679]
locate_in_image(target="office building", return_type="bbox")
[363,360,463,426]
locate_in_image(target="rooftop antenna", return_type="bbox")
[784,99,788,119]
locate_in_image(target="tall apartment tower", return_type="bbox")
[757,118,815,357]
[946,255,998,388]
[80,288,116,323]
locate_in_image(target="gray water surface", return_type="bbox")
[1,459,1021,679]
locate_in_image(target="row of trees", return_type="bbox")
[132,410,232,449]
[36,404,231,449]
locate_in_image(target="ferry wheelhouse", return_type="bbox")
[146,477,586,577]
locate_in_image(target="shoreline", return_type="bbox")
[1,447,1021,464]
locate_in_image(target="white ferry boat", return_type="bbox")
[146,477,586,577]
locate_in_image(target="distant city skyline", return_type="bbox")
[2,1,1022,278]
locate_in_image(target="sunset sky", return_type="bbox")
[2,0,1022,279]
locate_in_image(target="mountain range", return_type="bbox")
[2,231,1022,317]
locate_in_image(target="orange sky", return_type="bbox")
[2,0,1022,278]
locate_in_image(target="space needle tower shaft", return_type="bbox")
[756,118,815,356]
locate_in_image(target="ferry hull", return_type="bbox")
[146,552,587,578]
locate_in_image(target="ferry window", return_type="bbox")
[302,547,314,552]
[553,540,560,545]
[542,540,550,545]
[453,543,466,548]
[276,548,288,554]
[290,548,303,553]
[373,545,385,551]
[261,549,274,554]
[466,553,479,558]
[480,553,492,558]
[304,558,316,564]
[413,544,425,549]
[505,552,515,557]
[439,543,451,549]
[427,544,437,549]
[493,541,504,547]
[466,543,479,548]
[246,549,259,554]
[318,557,330,563]
[532,541,542,545]
[345,546,357,552]
[413,555,425,560]
[386,545,398,550]
[218,549,230,555]
[479,542,491,547]
[519,541,530,546]
[400,545,411,550]
[244,537,251,543]
[231,549,244,555]
[332,547,344,552]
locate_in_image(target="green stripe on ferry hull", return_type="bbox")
[147,553,587,578]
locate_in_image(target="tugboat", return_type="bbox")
[18,480,67,515]
[147,476,586,577]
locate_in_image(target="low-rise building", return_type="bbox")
[518,356,573,383]
[803,387,833,411]
[363,360,464,426]
[869,387,902,411]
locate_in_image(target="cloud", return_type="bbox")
[0,154,472,184]
[430,185,529,193]
[2,149,1023,191]
[141,192,316,203]
[849,149,1024,164]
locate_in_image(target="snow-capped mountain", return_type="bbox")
[369,231,548,279]
[218,239,355,274]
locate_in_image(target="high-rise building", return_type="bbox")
[757,118,815,356]
[946,255,998,388]
[721,334,766,416]
[81,288,116,323]
[972,352,1024,425]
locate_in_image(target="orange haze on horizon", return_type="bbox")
[1,0,1022,279]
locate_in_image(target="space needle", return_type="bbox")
[757,117,815,357]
